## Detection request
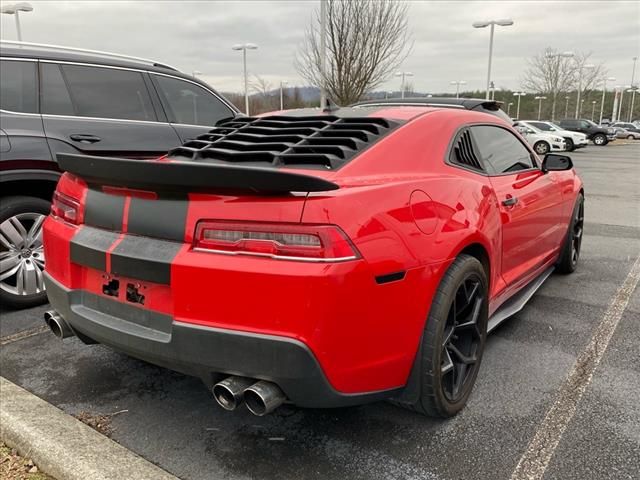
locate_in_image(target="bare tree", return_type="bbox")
[295,0,412,105]
[249,75,272,98]
[521,47,577,120]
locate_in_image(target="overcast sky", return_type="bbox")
[1,1,638,95]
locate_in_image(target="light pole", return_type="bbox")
[575,63,595,118]
[591,100,596,121]
[0,2,33,42]
[628,86,638,123]
[564,96,570,118]
[231,43,258,116]
[617,86,630,122]
[513,92,526,119]
[319,0,327,109]
[279,80,288,110]
[507,102,514,116]
[579,99,585,117]
[535,96,547,120]
[628,57,638,122]
[450,80,466,98]
[472,19,514,100]
[546,51,574,120]
[395,71,413,99]
[599,77,616,124]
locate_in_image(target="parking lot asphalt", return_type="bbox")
[1,143,639,480]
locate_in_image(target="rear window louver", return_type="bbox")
[168,115,399,170]
[452,130,483,171]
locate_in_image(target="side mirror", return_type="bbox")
[542,154,573,172]
[515,126,528,134]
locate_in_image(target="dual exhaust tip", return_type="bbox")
[44,311,285,416]
[213,376,286,416]
[44,310,74,339]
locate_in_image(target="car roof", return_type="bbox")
[0,42,220,95]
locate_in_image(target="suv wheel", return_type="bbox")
[564,138,574,151]
[593,133,608,146]
[534,141,550,155]
[627,135,634,140]
[0,196,50,308]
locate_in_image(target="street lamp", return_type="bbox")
[232,43,258,115]
[513,92,526,119]
[617,85,632,122]
[450,80,466,99]
[535,96,547,120]
[395,71,413,99]
[472,19,514,100]
[579,99,585,117]
[591,100,597,121]
[575,63,595,118]
[564,95,570,118]
[599,77,616,124]
[628,57,638,122]
[279,80,288,110]
[1,2,33,42]
[506,102,514,116]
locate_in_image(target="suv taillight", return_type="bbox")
[193,221,360,262]
[51,191,81,225]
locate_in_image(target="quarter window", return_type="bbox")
[57,64,156,121]
[154,75,233,126]
[0,60,37,113]
[41,63,75,116]
[471,126,535,175]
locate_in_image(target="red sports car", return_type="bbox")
[42,105,584,417]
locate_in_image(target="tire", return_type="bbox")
[407,254,489,417]
[556,193,584,274]
[0,196,50,308]
[564,138,574,152]
[534,141,550,155]
[627,135,634,140]
[592,133,608,146]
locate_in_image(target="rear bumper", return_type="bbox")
[44,272,401,408]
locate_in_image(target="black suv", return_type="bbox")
[558,119,616,146]
[0,42,239,307]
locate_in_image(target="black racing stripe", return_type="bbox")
[84,188,125,231]
[110,235,182,284]
[70,226,120,272]
[126,195,188,242]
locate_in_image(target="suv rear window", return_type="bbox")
[0,60,37,114]
[56,64,156,121]
[154,75,233,126]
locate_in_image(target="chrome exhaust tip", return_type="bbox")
[244,380,286,416]
[44,310,74,339]
[212,376,255,411]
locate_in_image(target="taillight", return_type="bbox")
[194,221,360,262]
[51,191,81,225]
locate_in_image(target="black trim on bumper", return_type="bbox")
[44,273,401,408]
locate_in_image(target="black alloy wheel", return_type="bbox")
[440,273,484,402]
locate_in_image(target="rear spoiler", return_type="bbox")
[56,154,339,193]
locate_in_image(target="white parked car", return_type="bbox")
[522,120,589,151]
[513,122,567,155]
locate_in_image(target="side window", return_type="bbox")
[41,63,75,115]
[59,64,156,121]
[154,75,233,126]
[0,60,37,113]
[579,121,591,128]
[471,125,535,175]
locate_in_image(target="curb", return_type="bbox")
[0,376,179,480]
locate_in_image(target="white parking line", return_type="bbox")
[0,325,49,346]
[511,254,640,480]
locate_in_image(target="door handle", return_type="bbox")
[69,134,101,144]
[502,196,518,207]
